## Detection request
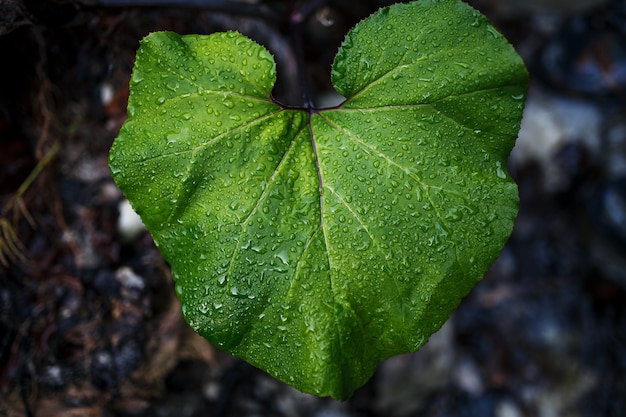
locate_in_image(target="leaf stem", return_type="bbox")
[288,10,311,110]
[288,0,330,111]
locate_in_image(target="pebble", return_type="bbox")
[117,199,146,242]
[510,87,601,191]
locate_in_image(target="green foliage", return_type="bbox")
[109,0,527,399]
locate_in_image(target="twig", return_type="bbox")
[0,143,59,268]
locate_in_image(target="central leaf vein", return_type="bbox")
[310,123,342,362]
[223,120,309,289]
[288,224,323,301]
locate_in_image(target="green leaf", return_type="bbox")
[109,0,527,399]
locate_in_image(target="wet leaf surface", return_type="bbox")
[109,0,527,398]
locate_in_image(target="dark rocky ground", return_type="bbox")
[1,0,626,416]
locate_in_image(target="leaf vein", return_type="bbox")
[347,47,416,101]
[319,114,462,275]
[131,108,282,165]
[342,81,523,111]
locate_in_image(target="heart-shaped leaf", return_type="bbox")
[109,0,527,399]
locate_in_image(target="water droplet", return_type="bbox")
[166,81,180,91]
[251,244,266,254]
[131,69,144,84]
[275,250,289,266]
[495,161,506,179]
[175,284,184,296]
[486,24,499,38]
[257,48,274,64]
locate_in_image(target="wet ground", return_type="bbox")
[1,0,626,416]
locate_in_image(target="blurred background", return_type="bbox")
[1,0,625,416]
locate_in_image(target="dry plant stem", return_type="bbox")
[13,143,59,211]
[0,143,59,268]
[0,220,28,266]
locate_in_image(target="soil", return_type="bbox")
[1,1,626,416]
